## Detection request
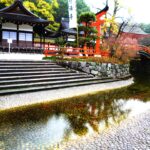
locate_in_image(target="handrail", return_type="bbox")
[0,46,44,54]
[44,47,97,57]
[139,45,150,54]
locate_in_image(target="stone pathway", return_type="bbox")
[0,53,44,60]
[60,110,150,150]
[0,78,133,111]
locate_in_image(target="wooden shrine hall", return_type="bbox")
[0,0,50,53]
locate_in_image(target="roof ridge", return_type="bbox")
[0,0,35,17]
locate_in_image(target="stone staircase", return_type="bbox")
[0,60,119,95]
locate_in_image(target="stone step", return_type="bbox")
[0,70,76,76]
[0,60,118,95]
[0,65,62,69]
[0,75,94,85]
[0,73,87,80]
[0,60,53,63]
[0,62,57,66]
[0,68,67,72]
[0,77,110,90]
[0,78,119,95]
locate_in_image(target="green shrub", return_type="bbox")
[43,56,58,61]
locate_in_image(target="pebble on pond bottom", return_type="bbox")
[60,110,150,150]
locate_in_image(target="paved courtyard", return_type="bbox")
[0,53,44,60]
[61,110,150,150]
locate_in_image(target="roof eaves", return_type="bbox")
[96,5,109,16]
[0,0,36,17]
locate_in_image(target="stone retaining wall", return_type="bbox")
[57,61,130,79]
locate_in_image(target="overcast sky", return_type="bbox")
[85,0,150,24]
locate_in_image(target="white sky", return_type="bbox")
[85,0,150,24]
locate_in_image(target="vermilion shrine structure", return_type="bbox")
[45,5,109,57]
[92,5,109,56]
[0,0,109,57]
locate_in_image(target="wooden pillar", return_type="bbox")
[91,6,108,56]
[43,30,45,50]
[95,25,101,55]
[32,32,34,48]
[43,36,45,54]
[32,24,34,48]
[40,34,42,48]
[17,23,19,47]
[0,23,2,46]
[48,42,50,50]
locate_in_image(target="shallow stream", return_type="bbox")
[0,78,150,150]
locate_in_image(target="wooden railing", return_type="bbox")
[0,44,110,57]
[139,45,150,54]
[44,46,109,57]
[0,46,43,54]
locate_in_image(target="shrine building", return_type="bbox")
[0,0,50,53]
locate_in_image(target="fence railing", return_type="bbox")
[139,45,150,54]
[0,46,43,54]
[44,46,110,57]
[0,45,110,57]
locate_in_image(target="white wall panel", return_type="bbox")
[19,24,33,32]
[2,23,17,30]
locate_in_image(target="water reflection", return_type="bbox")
[0,79,150,150]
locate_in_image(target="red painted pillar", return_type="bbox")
[92,5,109,56]
[92,19,105,56]
[95,25,101,55]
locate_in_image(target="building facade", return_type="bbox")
[0,0,50,52]
[120,25,150,51]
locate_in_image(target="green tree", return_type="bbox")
[140,23,150,33]
[54,0,90,22]
[0,0,13,6]
[76,0,90,18]
[78,12,97,48]
[0,3,5,9]
[55,37,66,59]
[54,0,68,22]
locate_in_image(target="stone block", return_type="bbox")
[83,67,90,73]
[108,63,112,68]
[71,62,78,69]
[90,62,96,66]
[80,62,87,68]
[91,70,99,75]
[97,66,102,72]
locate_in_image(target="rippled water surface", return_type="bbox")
[0,78,150,150]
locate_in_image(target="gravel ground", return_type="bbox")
[60,110,150,150]
[0,78,133,110]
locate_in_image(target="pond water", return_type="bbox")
[0,78,150,150]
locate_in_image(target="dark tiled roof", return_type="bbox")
[96,5,109,16]
[0,0,35,16]
[61,19,69,29]
[62,28,77,35]
[0,13,49,25]
[0,0,50,25]
[122,25,148,35]
[60,19,76,35]
[60,18,84,35]
[62,28,84,35]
